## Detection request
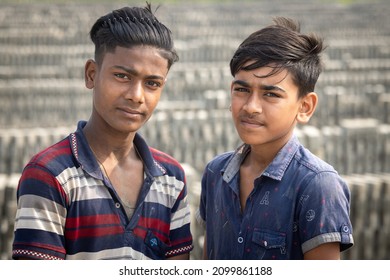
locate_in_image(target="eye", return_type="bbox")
[233,87,250,93]
[146,80,162,88]
[114,73,129,79]
[264,92,280,98]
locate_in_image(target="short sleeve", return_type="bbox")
[166,183,193,257]
[12,163,68,260]
[297,171,354,253]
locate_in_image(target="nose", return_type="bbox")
[243,93,262,115]
[125,81,144,103]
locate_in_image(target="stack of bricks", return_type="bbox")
[0,1,389,259]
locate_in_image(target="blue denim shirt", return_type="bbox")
[198,135,354,259]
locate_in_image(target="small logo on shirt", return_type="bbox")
[260,191,270,205]
[150,238,158,247]
[305,210,315,222]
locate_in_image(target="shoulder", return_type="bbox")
[26,136,73,175]
[292,145,349,194]
[204,151,235,174]
[149,147,185,175]
[18,137,72,200]
[294,144,338,174]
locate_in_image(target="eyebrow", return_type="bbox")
[232,79,287,93]
[112,65,165,81]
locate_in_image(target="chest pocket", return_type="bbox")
[251,229,287,259]
[144,230,169,259]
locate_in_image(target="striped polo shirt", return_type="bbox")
[12,121,193,260]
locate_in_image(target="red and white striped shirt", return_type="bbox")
[12,121,193,260]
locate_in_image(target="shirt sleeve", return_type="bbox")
[12,163,68,260]
[165,183,193,258]
[297,171,354,254]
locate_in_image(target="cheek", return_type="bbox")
[93,87,111,104]
[146,92,162,109]
[230,96,244,112]
[230,103,240,118]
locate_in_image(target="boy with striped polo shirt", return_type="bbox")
[12,4,193,260]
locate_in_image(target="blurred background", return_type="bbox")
[0,0,389,260]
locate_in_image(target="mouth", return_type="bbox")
[117,107,144,118]
[240,117,264,127]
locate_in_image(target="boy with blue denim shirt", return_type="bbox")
[198,17,353,259]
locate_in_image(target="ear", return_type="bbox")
[296,92,318,124]
[84,59,97,89]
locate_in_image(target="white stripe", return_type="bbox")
[150,175,184,197]
[145,175,185,207]
[57,166,111,202]
[65,247,151,260]
[15,203,65,235]
[144,188,174,208]
[170,205,191,230]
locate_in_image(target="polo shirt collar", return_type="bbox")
[70,121,165,180]
[222,134,300,183]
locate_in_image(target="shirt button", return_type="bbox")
[343,225,349,233]
[237,237,244,243]
[115,202,121,208]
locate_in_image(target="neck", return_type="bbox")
[246,133,293,170]
[83,120,137,163]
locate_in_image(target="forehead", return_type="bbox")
[101,46,169,74]
[104,45,166,62]
[235,65,293,84]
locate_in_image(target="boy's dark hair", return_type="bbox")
[90,3,178,69]
[230,17,325,98]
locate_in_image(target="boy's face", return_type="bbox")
[85,45,169,134]
[230,65,305,148]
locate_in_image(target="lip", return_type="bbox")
[117,107,144,117]
[240,117,264,127]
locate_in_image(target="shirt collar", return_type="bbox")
[70,121,165,180]
[222,134,300,182]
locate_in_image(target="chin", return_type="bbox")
[237,129,259,142]
[238,136,261,146]
[114,123,141,134]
